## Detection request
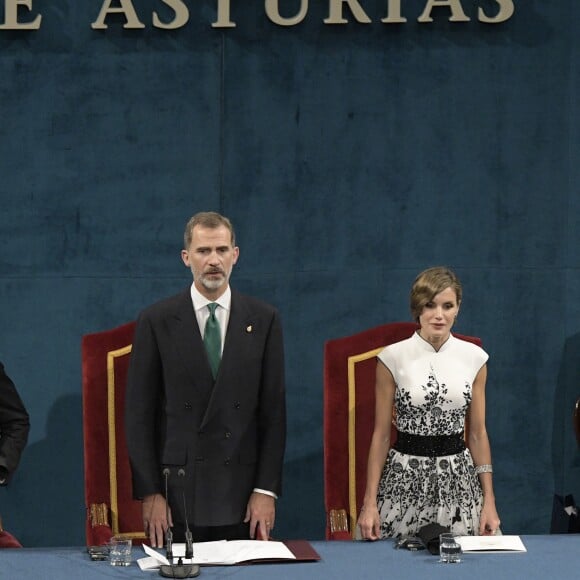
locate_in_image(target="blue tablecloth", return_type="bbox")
[2,535,578,580]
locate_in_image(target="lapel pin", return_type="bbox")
[246,325,253,333]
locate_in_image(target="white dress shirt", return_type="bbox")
[190,284,230,352]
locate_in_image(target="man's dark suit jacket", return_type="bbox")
[125,288,286,528]
[0,362,30,485]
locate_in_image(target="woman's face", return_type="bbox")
[418,286,460,343]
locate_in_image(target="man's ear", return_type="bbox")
[181,249,190,267]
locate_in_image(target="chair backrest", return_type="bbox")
[0,515,22,548]
[323,322,482,540]
[81,321,146,546]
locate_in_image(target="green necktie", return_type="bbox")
[204,303,221,379]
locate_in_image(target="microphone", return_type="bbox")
[159,468,200,579]
[178,469,194,561]
[162,468,173,562]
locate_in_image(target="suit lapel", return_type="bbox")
[221,290,251,367]
[169,290,215,392]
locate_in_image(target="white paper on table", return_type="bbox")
[138,540,296,569]
[137,555,166,571]
[137,544,171,571]
[456,535,527,553]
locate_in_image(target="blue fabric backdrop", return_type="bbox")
[0,1,578,546]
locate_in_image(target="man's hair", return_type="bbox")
[183,211,236,249]
[409,266,462,322]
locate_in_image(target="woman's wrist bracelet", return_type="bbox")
[475,464,493,474]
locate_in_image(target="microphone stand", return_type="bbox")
[179,469,195,562]
[159,468,200,578]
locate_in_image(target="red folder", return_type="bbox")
[283,540,321,562]
[239,540,321,565]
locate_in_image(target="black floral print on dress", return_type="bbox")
[375,333,488,539]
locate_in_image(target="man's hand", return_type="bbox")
[244,492,275,540]
[142,493,172,548]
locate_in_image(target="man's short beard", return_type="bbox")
[200,273,226,290]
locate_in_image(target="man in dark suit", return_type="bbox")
[0,362,30,486]
[125,211,286,547]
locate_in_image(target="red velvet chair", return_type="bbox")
[0,516,22,548]
[81,321,147,546]
[323,322,482,540]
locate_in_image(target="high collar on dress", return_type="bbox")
[413,330,455,353]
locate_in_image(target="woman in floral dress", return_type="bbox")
[357,266,500,539]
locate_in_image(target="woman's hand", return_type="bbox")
[479,499,501,535]
[357,503,381,540]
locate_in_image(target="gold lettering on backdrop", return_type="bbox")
[381,0,407,24]
[0,0,516,31]
[479,0,514,24]
[91,0,145,30]
[211,0,236,28]
[324,0,372,25]
[418,0,470,23]
[0,0,41,29]
[266,0,308,26]
[153,0,189,29]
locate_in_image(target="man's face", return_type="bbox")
[181,225,239,298]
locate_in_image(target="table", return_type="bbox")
[1,535,578,580]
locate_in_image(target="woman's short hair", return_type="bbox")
[410,266,462,322]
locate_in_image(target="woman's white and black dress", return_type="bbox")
[376,331,488,538]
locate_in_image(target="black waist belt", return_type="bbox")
[393,431,465,457]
